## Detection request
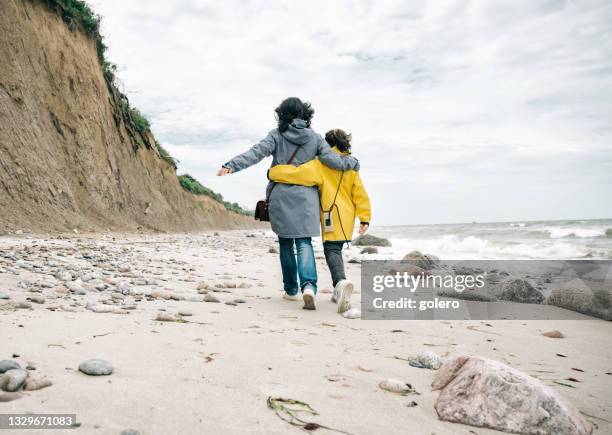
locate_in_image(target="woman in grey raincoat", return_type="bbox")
[217,97,359,310]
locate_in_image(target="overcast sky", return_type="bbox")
[92,0,612,225]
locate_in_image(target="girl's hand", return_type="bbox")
[359,223,369,235]
[217,166,232,176]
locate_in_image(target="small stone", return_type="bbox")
[150,290,172,300]
[0,392,23,402]
[118,263,132,273]
[360,246,379,254]
[0,369,28,392]
[204,294,220,303]
[27,296,45,304]
[409,351,444,370]
[225,301,237,306]
[196,281,209,291]
[178,311,193,317]
[0,360,21,374]
[66,281,87,295]
[234,298,246,303]
[342,308,361,319]
[379,378,415,395]
[543,330,564,338]
[78,359,113,376]
[0,292,9,300]
[268,247,278,254]
[15,302,32,309]
[120,430,141,435]
[155,313,183,322]
[23,377,52,391]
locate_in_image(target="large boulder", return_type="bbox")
[547,280,612,320]
[401,250,437,270]
[432,355,592,435]
[352,234,391,247]
[497,278,544,304]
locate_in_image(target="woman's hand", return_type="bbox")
[217,166,232,176]
[359,223,369,235]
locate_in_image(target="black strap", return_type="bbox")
[266,134,301,201]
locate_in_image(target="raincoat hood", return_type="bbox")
[280,118,313,145]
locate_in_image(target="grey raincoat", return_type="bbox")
[223,119,360,238]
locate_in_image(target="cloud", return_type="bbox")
[92,0,612,224]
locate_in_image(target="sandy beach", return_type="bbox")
[0,230,610,434]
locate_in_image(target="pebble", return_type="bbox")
[121,430,141,435]
[225,301,237,306]
[118,263,132,273]
[0,392,22,402]
[204,294,220,303]
[27,296,45,304]
[78,359,113,376]
[0,292,9,300]
[543,330,563,338]
[409,351,444,370]
[379,378,415,395]
[23,377,52,391]
[342,308,361,319]
[15,302,32,309]
[178,311,193,317]
[196,282,209,291]
[268,247,278,254]
[234,299,246,304]
[0,369,28,392]
[66,281,87,295]
[0,360,21,374]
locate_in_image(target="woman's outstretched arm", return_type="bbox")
[267,160,324,187]
[218,131,276,175]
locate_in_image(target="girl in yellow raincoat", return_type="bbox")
[268,129,371,313]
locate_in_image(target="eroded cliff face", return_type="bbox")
[0,0,258,233]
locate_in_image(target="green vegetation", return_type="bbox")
[39,0,250,217]
[179,175,252,216]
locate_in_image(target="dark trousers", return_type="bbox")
[323,241,346,287]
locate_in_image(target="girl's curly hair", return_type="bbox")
[275,97,315,132]
[325,129,352,153]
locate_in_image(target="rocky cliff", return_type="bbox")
[0,0,259,233]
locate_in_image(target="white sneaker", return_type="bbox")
[335,280,354,314]
[283,292,299,301]
[302,286,316,310]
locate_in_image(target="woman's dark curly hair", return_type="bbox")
[325,129,352,153]
[275,97,315,132]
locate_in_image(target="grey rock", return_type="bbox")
[204,294,220,303]
[27,296,45,304]
[225,301,237,306]
[23,377,52,391]
[268,247,278,254]
[352,234,391,247]
[547,281,612,320]
[0,292,10,300]
[360,246,378,254]
[66,281,87,295]
[409,351,444,370]
[432,355,592,435]
[78,359,113,376]
[498,279,544,304]
[0,369,28,392]
[234,298,247,304]
[121,430,141,435]
[0,360,21,374]
[401,251,436,269]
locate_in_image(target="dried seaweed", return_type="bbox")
[266,397,352,434]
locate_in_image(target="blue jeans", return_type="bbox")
[278,237,318,295]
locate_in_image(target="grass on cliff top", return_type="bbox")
[40,0,252,217]
[179,175,253,216]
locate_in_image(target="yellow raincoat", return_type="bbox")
[268,147,371,242]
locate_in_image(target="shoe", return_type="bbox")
[302,286,316,310]
[335,280,354,314]
[283,292,299,301]
[331,285,339,303]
